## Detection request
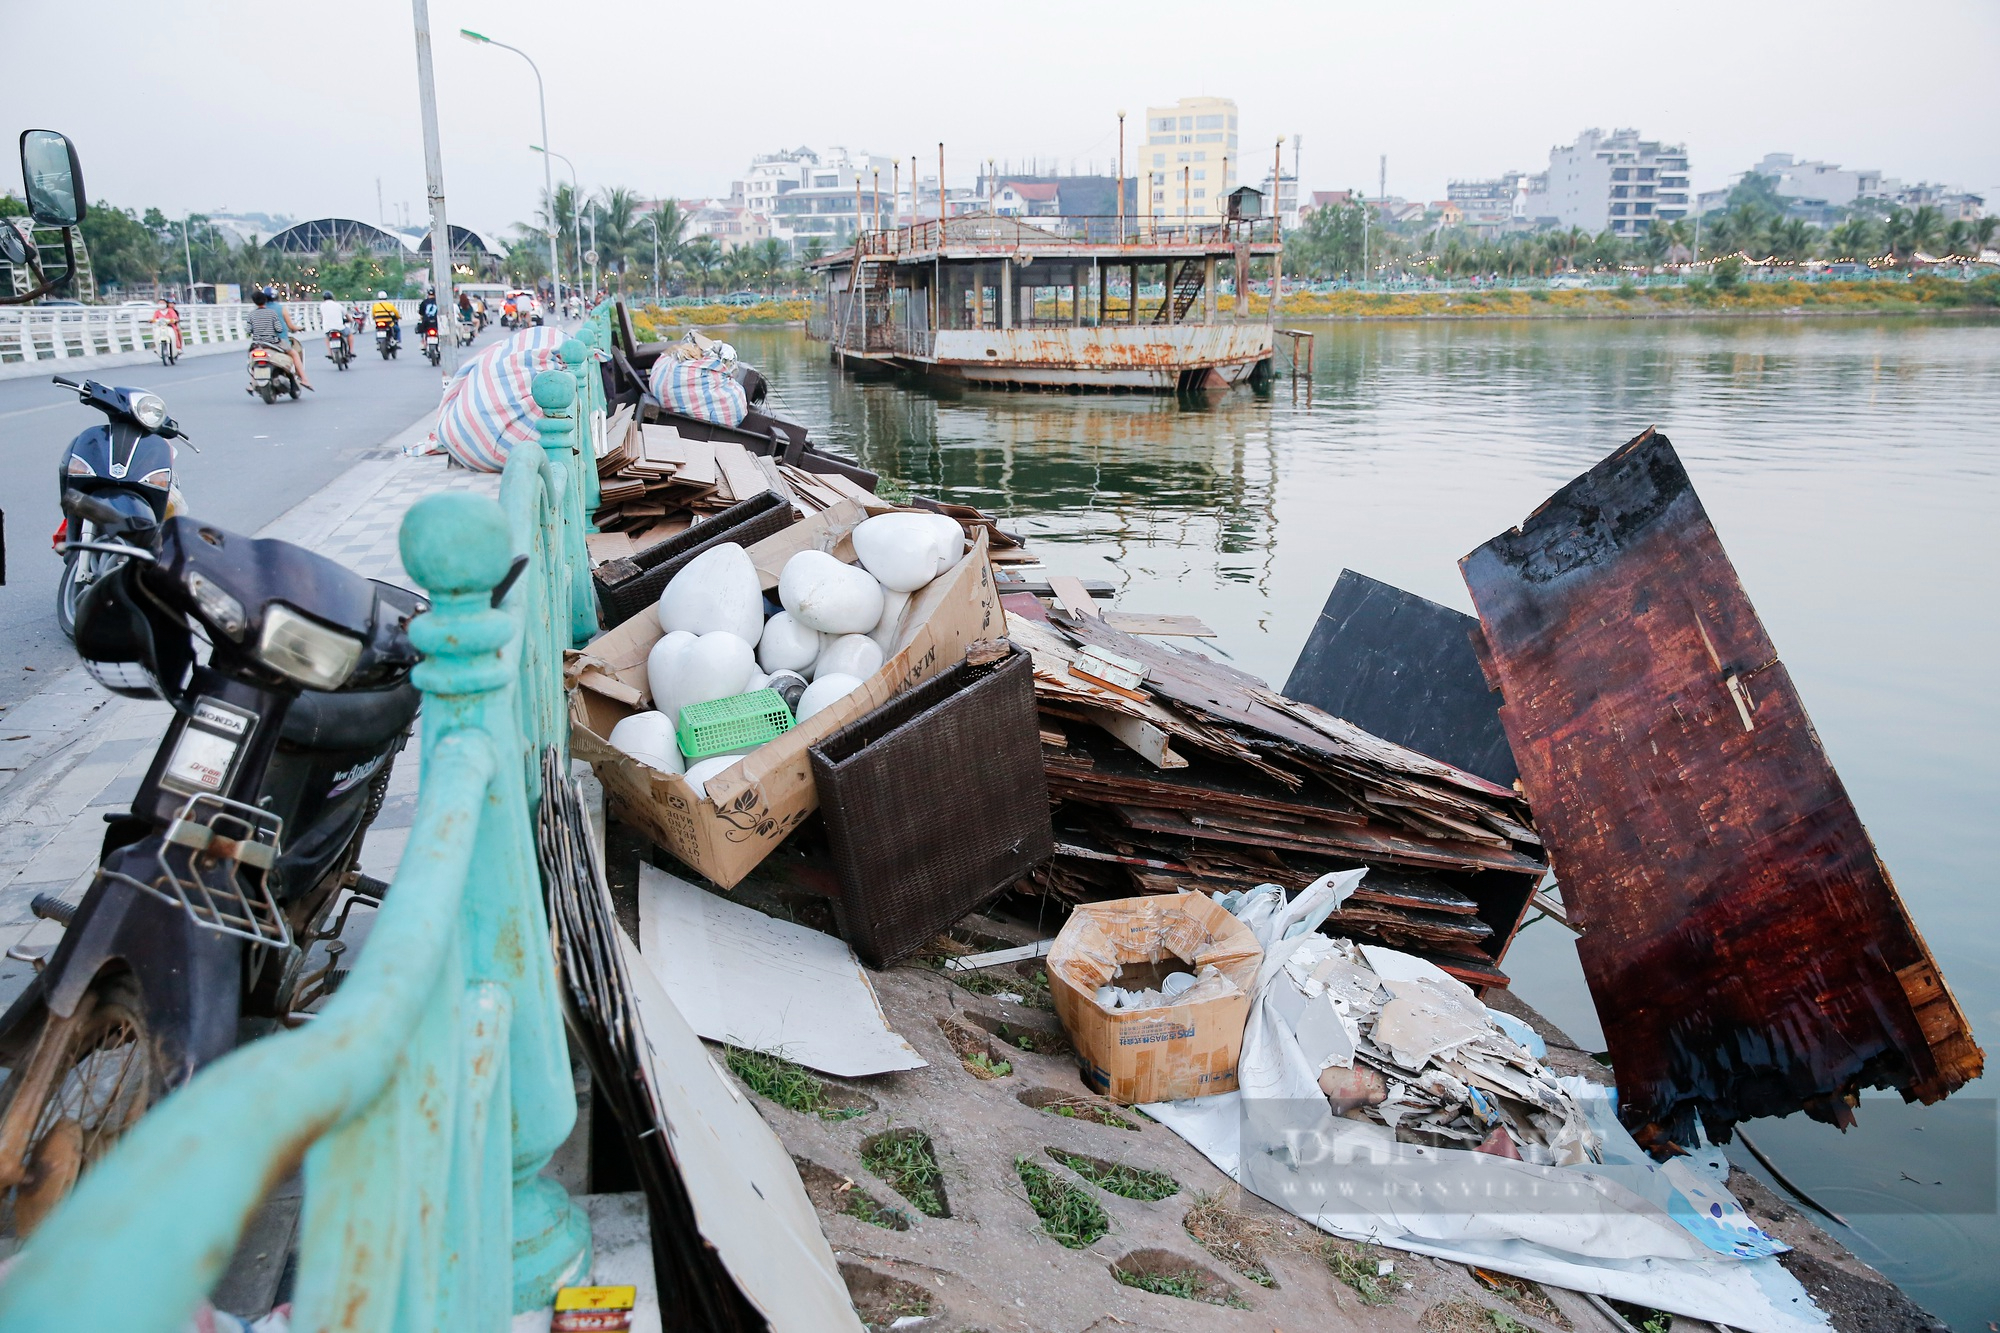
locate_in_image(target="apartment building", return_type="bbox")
[1522,129,1691,237]
[1140,96,1240,223]
[1447,172,1528,235]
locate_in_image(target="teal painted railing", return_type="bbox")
[0,354,608,1329]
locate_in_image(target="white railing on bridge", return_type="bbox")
[0,300,423,365]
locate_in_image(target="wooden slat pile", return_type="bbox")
[591,405,889,560]
[1008,608,1548,989]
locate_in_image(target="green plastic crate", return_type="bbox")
[676,688,795,760]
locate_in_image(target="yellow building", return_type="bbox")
[1140,96,1239,223]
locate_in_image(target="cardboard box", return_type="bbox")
[1046,892,1263,1104]
[570,500,999,889]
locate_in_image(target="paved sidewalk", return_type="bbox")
[0,337,250,383]
[0,414,496,1009]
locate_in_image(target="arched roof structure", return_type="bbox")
[264,218,415,256]
[418,224,505,260]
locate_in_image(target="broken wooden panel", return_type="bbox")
[1283,569,1519,787]
[1459,427,1982,1142]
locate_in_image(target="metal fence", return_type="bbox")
[0,310,615,1331]
[0,300,423,364]
[854,213,1280,257]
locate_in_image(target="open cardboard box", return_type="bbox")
[1047,892,1263,1104]
[569,499,999,889]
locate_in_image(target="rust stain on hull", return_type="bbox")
[1460,427,1982,1143]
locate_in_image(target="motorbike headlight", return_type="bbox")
[131,393,169,431]
[66,455,95,477]
[137,468,173,490]
[258,603,362,690]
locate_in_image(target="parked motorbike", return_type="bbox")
[49,376,189,640]
[0,493,423,1232]
[325,327,352,372]
[246,344,299,404]
[376,324,399,360]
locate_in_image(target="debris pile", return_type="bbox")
[1272,934,1597,1166]
[1006,607,1546,989]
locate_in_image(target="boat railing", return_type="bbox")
[853,213,1278,258]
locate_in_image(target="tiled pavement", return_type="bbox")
[0,414,499,1010]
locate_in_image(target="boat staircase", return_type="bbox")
[1153,258,1206,324]
[838,260,896,354]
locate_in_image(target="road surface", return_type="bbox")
[0,335,453,708]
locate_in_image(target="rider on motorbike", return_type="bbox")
[247,288,312,389]
[318,290,347,359]
[152,296,182,354]
[417,287,441,342]
[370,290,401,347]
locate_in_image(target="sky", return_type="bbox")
[4,0,1995,238]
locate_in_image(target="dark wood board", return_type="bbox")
[1283,569,1519,787]
[1461,426,1982,1141]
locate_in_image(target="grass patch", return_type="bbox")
[965,1051,1012,1079]
[1181,1189,1279,1287]
[1319,1238,1406,1306]
[843,1190,912,1231]
[945,963,1054,1011]
[722,1045,865,1121]
[873,475,912,504]
[1606,1300,1673,1333]
[1016,1156,1109,1248]
[861,1129,948,1218]
[1016,1086,1141,1131]
[1113,1266,1249,1308]
[1046,1148,1178,1201]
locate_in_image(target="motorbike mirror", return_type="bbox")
[0,219,28,267]
[19,130,85,228]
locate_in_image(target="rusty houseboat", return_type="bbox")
[807,198,1283,393]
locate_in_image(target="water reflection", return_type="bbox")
[736,316,2000,1330]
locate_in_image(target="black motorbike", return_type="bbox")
[376,323,399,360]
[326,327,353,372]
[422,324,441,367]
[51,376,187,640]
[0,494,423,1233]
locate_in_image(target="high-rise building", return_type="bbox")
[1447,172,1529,235]
[1140,96,1239,223]
[1522,129,1690,237]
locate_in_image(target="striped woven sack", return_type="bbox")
[432,326,569,472]
[649,353,748,427]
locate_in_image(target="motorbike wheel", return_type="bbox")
[259,384,276,405]
[0,976,157,1237]
[55,551,84,641]
[288,381,301,400]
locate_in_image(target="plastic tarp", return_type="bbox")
[1142,876,1829,1333]
[649,352,747,428]
[429,326,568,471]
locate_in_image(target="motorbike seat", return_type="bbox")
[280,679,421,751]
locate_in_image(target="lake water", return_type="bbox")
[732,316,2000,1329]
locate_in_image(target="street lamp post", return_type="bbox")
[460,28,561,312]
[181,216,196,297]
[412,0,458,379]
[532,144,583,317]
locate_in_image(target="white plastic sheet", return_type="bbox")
[1142,879,1828,1333]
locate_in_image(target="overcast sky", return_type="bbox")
[6,0,1995,236]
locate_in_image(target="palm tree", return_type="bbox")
[1971,216,1998,255]
[591,187,644,293]
[1943,220,1972,259]
[746,237,789,295]
[1906,204,1944,259]
[680,237,722,297]
[536,182,583,285]
[1825,216,1880,261]
[800,236,828,266]
[646,199,688,292]
[1767,217,1816,263]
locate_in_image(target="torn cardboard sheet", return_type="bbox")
[635,864,926,1077]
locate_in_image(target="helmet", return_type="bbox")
[376,290,388,299]
[321,291,333,300]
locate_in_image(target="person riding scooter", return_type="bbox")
[318,289,348,362]
[417,288,440,340]
[152,296,182,355]
[247,288,312,390]
[370,290,401,348]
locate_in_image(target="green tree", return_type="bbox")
[746,237,789,294]
[1724,172,1790,217]
[680,237,722,297]
[1767,217,1817,263]
[1824,216,1879,260]
[1971,216,1998,253]
[800,235,828,266]
[76,201,164,292]
[1905,204,1944,258]
[590,187,644,293]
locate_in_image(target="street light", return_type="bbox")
[460,28,561,309]
[531,143,584,314]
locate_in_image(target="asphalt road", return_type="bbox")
[0,336,452,708]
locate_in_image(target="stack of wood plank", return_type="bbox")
[1006,605,1548,990]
